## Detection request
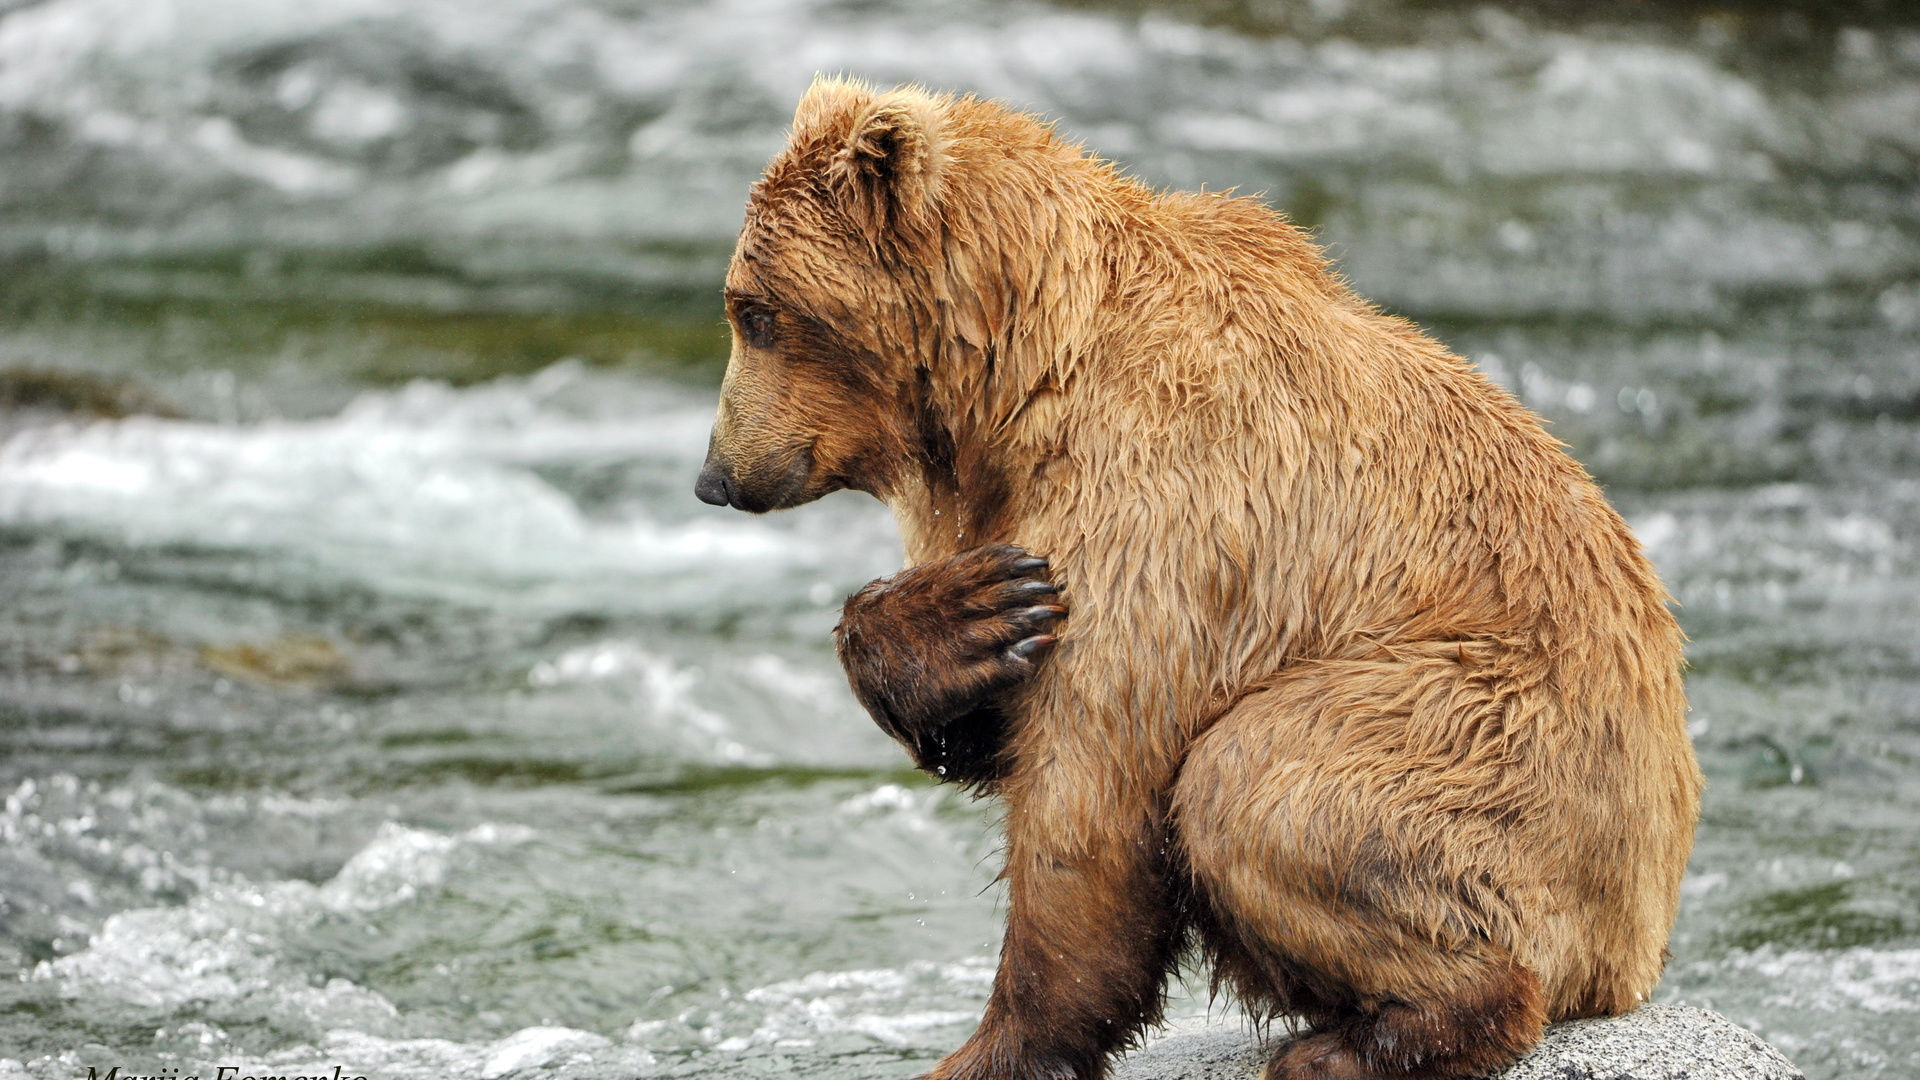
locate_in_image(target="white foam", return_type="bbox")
[614,958,997,1056]
[838,782,960,837]
[727,958,993,1049]
[1630,511,1680,556]
[321,821,514,912]
[189,1025,647,1080]
[1484,41,1775,178]
[38,822,526,1023]
[479,1027,616,1079]
[1716,947,1920,1015]
[0,0,1897,226]
[0,367,818,615]
[527,639,766,764]
[1,775,226,899]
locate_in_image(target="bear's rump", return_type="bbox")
[1170,645,1674,1019]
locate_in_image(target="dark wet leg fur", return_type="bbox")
[922,816,1188,1080]
[834,542,1064,786]
[1263,962,1545,1080]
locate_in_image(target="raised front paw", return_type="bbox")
[834,542,1065,749]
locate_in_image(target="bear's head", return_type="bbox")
[694,79,1088,523]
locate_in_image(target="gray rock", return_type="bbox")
[1111,1003,1803,1080]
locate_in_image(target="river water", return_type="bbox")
[0,0,1916,1076]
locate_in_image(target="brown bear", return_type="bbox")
[694,78,1702,1080]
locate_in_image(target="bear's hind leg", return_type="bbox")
[1173,662,1552,1080]
[1257,960,1543,1080]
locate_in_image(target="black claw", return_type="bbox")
[1017,605,1063,624]
[1011,556,1048,571]
[1014,580,1057,594]
[1008,634,1055,659]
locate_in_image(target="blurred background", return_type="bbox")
[0,0,1916,1076]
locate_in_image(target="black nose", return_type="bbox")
[694,457,733,507]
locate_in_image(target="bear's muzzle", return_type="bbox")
[694,444,816,513]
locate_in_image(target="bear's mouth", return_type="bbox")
[694,444,817,513]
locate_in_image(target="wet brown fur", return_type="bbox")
[699,79,1703,1080]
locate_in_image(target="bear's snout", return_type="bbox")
[694,443,816,513]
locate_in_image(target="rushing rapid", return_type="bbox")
[0,1,1916,1077]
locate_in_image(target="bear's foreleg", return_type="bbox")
[835,543,1064,786]
[924,747,1187,1080]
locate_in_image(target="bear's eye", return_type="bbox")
[737,305,777,350]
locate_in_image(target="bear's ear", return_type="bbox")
[829,95,943,241]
